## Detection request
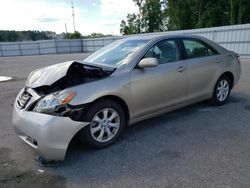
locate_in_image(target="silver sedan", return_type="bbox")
[12,34,241,161]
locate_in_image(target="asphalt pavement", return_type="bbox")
[0,53,250,188]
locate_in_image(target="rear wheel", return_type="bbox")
[80,99,126,148]
[211,75,232,105]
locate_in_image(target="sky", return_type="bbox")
[0,0,138,35]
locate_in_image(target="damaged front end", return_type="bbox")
[27,61,114,95]
[20,61,115,119]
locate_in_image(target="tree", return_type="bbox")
[120,13,140,35]
[88,33,105,38]
[120,20,129,35]
[120,0,250,34]
[230,0,250,25]
[167,0,194,30]
[120,0,166,35]
[166,0,231,30]
[64,31,82,39]
[0,30,56,42]
[141,0,164,32]
[196,0,229,28]
[64,32,112,39]
[133,0,144,33]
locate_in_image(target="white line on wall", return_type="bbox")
[0,76,13,82]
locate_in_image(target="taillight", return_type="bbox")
[236,55,241,64]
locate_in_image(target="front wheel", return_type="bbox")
[79,99,126,148]
[210,75,232,105]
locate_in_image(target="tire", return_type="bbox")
[79,99,126,149]
[210,75,232,106]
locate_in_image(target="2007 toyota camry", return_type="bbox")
[12,34,241,161]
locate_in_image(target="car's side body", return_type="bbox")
[67,35,240,124]
[12,34,241,161]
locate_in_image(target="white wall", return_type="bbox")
[0,24,249,58]
[82,23,250,58]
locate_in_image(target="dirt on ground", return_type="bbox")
[0,148,66,188]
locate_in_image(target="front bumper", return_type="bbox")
[12,88,89,161]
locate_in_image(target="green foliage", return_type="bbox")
[141,0,163,32]
[120,14,140,35]
[0,30,56,42]
[120,0,250,35]
[120,0,164,35]
[167,0,194,30]
[0,30,112,42]
[86,33,112,38]
[196,0,230,28]
[64,32,112,39]
[230,0,250,25]
[64,31,82,39]
[167,0,230,30]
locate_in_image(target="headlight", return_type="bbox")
[34,91,77,115]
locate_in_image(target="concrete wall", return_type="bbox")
[0,23,249,58]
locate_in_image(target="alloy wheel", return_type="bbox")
[90,108,120,143]
[216,79,230,102]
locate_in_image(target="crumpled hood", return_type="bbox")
[26,60,115,89]
[26,61,74,88]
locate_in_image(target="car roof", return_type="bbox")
[122,33,229,57]
[126,33,205,41]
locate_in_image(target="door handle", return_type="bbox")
[177,66,185,72]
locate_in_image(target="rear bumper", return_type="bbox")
[12,97,89,161]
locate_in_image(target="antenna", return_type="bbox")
[71,0,76,32]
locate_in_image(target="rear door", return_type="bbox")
[130,39,188,118]
[181,38,221,100]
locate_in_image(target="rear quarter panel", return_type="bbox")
[221,53,241,87]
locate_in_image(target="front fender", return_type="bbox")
[66,72,134,118]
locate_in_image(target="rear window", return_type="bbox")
[183,39,218,59]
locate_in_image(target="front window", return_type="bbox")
[144,39,181,64]
[84,39,149,67]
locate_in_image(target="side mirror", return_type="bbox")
[138,58,159,69]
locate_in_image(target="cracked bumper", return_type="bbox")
[12,101,89,161]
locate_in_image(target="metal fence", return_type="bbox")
[0,39,83,57]
[0,23,249,58]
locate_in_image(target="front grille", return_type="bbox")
[17,90,31,109]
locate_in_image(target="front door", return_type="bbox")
[130,39,188,118]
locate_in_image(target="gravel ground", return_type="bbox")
[0,53,250,188]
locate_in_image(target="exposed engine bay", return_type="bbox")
[32,61,115,96]
[21,61,115,120]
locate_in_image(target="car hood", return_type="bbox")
[26,61,115,90]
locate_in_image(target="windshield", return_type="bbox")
[83,39,149,67]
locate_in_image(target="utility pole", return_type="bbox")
[65,23,68,33]
[71,0,76,32]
